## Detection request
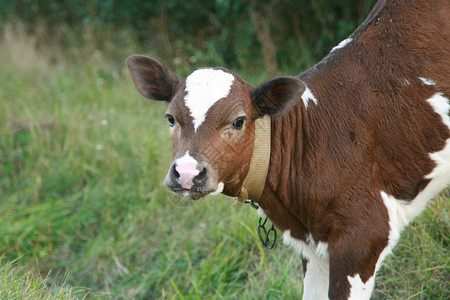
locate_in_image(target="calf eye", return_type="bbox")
[232,116,247,129]
[165,114,176,127]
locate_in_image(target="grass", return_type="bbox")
[0,257,86,299]
[0,24,448,299]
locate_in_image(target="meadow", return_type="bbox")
[0,24,448,299]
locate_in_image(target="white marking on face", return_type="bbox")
[210,182,224,195]
[302,86,318,108]
[418,77,437,86]
[403,79,411,86]
[347,274,375,300]
[283,231,329,299]
[184,68,235,131]
[176,151,198,167]
[331,38,353,52]
[175,151,200,189]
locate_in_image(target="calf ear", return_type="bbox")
[126,55,179,102]
[251,76,305,117]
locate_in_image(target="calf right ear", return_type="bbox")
[251,76,305,117]
[126,55,179,102]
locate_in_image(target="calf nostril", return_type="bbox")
[171,164,180,179]
[193,167,207,184]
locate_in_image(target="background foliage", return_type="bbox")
[0,1,448,299]
[0,0,376,72]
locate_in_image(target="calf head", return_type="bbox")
[127,55,305,200]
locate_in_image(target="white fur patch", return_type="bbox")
[377,131,450,264]
[378,192,407,264]
[283,230,311,258]
[349,186,427,299]
[283,231,313,260]
[176,151,198,166]
[210,182,224,195]
[283,230,329,300]
[283,231,329,263]
[376,132,450,288]
[395,92,449,220]
[184,69,234,131]
[380,192,407,243]
[345,191,408,300]
[422,94,450,217]
[347,274,375,300]
[427,92,450,129]
[371,128,450,296]
[331,38,353,52]
[377,93,450,223]
[378,140,450,239]
[316,242,329,260]
[346,191,411,300]
[413,137,450,216]
[257,207,266,219]
[303,257,330,300]
[301,86,318,108]
[418,77,437,86]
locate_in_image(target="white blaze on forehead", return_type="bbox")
[176,151,198,166]
[184,68,235,131]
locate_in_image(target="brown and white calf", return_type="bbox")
[127,0,449,299]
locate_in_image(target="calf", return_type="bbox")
[127,0,450,298]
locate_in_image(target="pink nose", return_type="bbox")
[175,162,200,189]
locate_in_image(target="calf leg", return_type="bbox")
[327,222,391,300]
[302,255,329,300]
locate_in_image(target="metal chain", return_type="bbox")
[245,200,277,249]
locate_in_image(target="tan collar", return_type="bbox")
[236,115,271,203]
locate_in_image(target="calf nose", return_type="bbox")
[192,167,207,186]
[174,161,200,189]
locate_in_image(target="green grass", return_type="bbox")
[0,25,448,299]
[0,258,87,299]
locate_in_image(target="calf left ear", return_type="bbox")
[127,55,179,102]
[251,76,305,117]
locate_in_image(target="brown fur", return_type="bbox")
[260,0,449,298]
